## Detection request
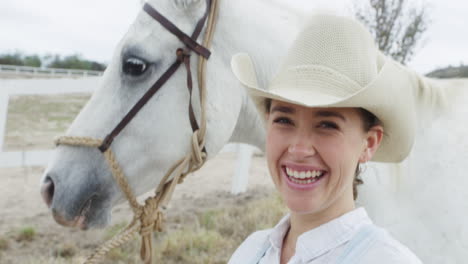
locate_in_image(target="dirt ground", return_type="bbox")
[0,94,276,263]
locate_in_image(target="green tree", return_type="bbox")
[0,52,24,66]
[0,52,106,71]
[23,55,42,67]
[0,52,41,67]
[47,54,106,71]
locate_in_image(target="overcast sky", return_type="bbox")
[1,0,466,74]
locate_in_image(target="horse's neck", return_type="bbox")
[211,0,301,151]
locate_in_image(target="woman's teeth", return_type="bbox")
[285,167,324,184]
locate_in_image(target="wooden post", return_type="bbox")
[231,144,255,194]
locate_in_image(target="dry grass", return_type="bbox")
[53,243,77,258]
[0,237,9,251]
[16,227,36,242]
[95,192,287,264]
[4,94,89,150]
[5,192,285,264]
[11,256,87,264]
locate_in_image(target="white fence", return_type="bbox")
[0,78,98,167]
[0,77,254,194]
[0,64,103,78]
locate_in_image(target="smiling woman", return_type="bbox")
[265,103,383,217]
[265,99,381,200]
[229,13,428,264]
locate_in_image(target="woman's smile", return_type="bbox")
[281,163,328,190]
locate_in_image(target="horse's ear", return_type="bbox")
[174,0,203,10]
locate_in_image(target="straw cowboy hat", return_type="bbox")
[231,14,444,163]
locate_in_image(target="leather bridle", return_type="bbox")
[55,1,218,263]
[99,2,211,153]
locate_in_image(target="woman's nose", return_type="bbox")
[288,141,316,158]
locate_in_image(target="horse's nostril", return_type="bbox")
[41,176,55,208]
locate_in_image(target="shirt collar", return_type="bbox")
[268,213,291,249]
[296,207,373,261]
[267,207,373,261]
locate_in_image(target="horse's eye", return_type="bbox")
[122,57,148,76]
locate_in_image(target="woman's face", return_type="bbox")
[266,100,383,218]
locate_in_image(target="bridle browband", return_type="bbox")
[55,1,218,263]
[98,2,211,153]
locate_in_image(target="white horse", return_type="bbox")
[40,0,467,262]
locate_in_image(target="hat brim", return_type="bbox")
[231,53,416,163]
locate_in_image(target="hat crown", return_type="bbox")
[273,14,379,88]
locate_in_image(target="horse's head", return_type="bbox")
[40,0,229,229]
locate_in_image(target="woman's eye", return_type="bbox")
[273,117,292,125]
[122,57,148,77]
[318,121,338,130]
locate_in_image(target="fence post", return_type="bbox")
[0,90,9,151]
[231,144,255,194]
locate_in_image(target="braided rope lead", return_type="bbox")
[84,222,140,264]
[53,1,219,263]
